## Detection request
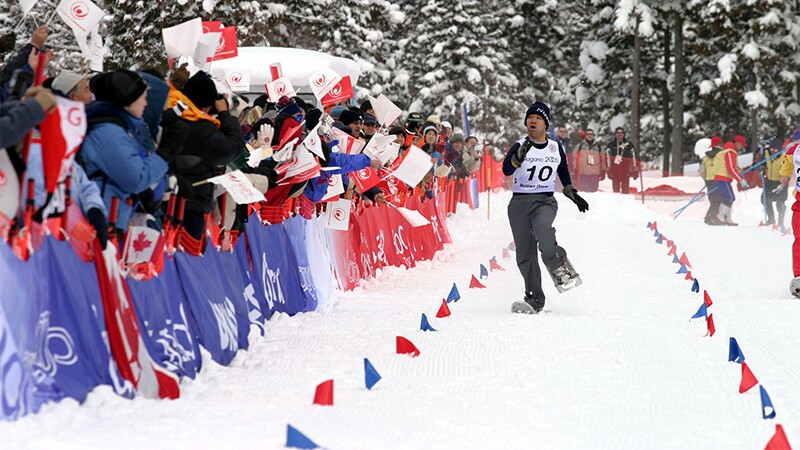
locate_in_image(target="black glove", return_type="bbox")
[86,207,109,249]
[512,138,533,166]
[563,184,589,213]
[176,174,194,198]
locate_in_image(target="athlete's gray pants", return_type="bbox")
[507,194,567,301]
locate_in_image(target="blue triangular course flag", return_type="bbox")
[447,283,461,303]
[691,303,707,320]
[420,313,437,332]
[759,385,776,419]
[677,264,688,274]
[364,358,382,390]
[653,229,660,237]
[647,221,652,229]
[691,279,700,292]
[728,337,745,363]
[479,264,489,279]
[286,424,319,449]
[672,254,680,264]
[655,235,663,244]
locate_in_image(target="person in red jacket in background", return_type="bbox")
[778,132,800,297]
[713,141,748,225]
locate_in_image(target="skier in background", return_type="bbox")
[502,101,589,314]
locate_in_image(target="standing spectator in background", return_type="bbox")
[361,113,377,140]
[759,138,787,229]
[734,135,747,154]
[699,137,723,226]
[573,128,603,192]
[712,141,748,225]
[51,71,93,104]
[441,121,453,140]
[605,127,638,194]
[1,26,48,101]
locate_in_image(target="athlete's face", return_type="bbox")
[526,114,546,138]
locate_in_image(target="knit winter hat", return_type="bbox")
[723,141,736,151]
[711,136,722,148]
[524,101,551,130]
[441,121,452,129]
[90,69,148,107]
[279,100,303,118]
[734,135,747,146]
[52,71,84,96]
[181,71,218,109]
[330,105,348,119]
[362,113,377,125]
[422,124,438,137]
[450,133,465,143]
[340,109,363,126]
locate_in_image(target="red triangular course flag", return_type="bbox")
[704,290,713,307]
[469,274,486,289]
[685,271,694,281]
[490,259,505,271]
[739,362,758,394]
[706,313,716,337]
[668,245,677,256]
[502,248,510,259]
[765,424,792,450]
[649,221,658,231]
[396,336,420,357]
[313,379,334,406]
[436,299,451,318]
[678,252,692,268]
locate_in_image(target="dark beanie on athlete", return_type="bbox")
[524,101,551,130]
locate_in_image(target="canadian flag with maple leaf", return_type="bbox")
[121,226,163,265]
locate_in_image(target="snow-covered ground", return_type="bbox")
[1,180,798,449]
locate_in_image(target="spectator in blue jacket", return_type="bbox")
[79,69,168,231]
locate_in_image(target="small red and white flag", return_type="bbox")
[324,198,351,231]
[40,97,87,193]
[213,26,238,61]
[302,124,324,159]
[266,76,297,102]
[121,226,162,265]
[0,150,19,219]
[369,94,403,127]
[277,144,322,185]
[351,167,381,192]
[162,18,202,59]
[391,145,432,187]
[330,126,365,155]
[363,133,399,165]
[308,67,342,101]
[207,170,266,205]
[223,69,250,92]
[320,75,353,106]
[321,174,344,202]
[56,0,105,37]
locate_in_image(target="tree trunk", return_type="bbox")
[662,24,672,177]
[670,13,684,176]
[631,25,641,154]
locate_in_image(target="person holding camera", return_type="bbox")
[79,69,169,232]
[502,101,589,314]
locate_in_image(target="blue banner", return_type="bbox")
[0,238,132,421]
[244,218,309,317]
[128,257,201,379]
[282,216,319,312]
[218,241,266,336]
[173,247,250,366]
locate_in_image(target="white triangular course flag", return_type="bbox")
[396,206,430,227]
[19,0,38,15]
[363,133,398,165]
[0,150,20,219]
[392,145,433,187]
[193,32,221,65]
[308,67,342,101]
[321,174,344,201]
[324,198,351,231]
[162,18,203,59]
[302,124,324,159]
[223,69,250,92]
[207,170,266,204]
[122,226,161,265]
[266,76,296,102]
[370,94,403,127]
[56,0,105,37]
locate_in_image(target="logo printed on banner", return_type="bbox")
[26,312,78,379]
[346,260,359,283]
[376,231,388,266]
[297,266,316,297]
[153,303,195,375]
[210,298,238,353]
[393,225,409,255]
[243,283,266,334]
[1,306,34,420]
[216,36,225,52]
[261,254,286,310]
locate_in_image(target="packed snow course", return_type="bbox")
[1,181,797,449]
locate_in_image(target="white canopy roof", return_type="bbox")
[210,47,362,93]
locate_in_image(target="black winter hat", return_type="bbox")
[524,101,551,130]
[91,69,148,107]
[181,70,217,109]
[340,109,363,126]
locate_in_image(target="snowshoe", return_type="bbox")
[549,257,582,293]
[790,277,800,299]
[512,295,544,314]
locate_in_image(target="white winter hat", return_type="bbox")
[441,121,452,129]
[694,138,712,158]
[52,71,85,95]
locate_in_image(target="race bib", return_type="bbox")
[513,139,561,194]
[614,154,623,165]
